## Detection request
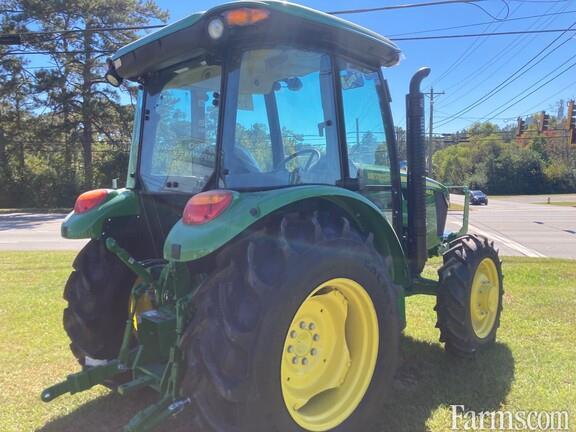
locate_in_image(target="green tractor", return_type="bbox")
[42,2,504,431]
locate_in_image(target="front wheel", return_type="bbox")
[181,212,400,431]
[436,235,503,357]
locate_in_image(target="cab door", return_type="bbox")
[336,59,402,234]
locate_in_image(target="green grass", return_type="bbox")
[448,203,465,211]
[534,201,576,207]
[0,252,574,431]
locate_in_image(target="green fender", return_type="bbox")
[61,188,140,239]
[164,185,409,287]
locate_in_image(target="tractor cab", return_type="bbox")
[99,1,412,257]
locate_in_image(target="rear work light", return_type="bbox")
[224,8,270,26]
[74,189,109,214]
[183,190,234,225]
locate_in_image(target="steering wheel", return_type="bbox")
[279,149,321,172]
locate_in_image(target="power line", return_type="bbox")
[327,0,510,21]
[436,115,517,120]
[387,9,576,36]
[430,2,515,86]
[425,88,445,171]
[392,27,576,40]
[435,20,576,127]
[3,27,576,57]
[0,1,501,42]
[437,0,568,107]
[485,58,576,120]
[519,79,576,115]
[0,24,164,39]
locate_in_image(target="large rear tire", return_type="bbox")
[181,211,401,431]
[63,239,137,364]
[436,234,503,357]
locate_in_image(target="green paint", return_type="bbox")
[167,186,405,266]
[41,355,135,402]
[61,188,140,239]
[112,1,400,65]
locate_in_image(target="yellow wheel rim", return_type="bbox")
[281,278,379,431]
[470,258,500,339]
[129,278,154,331]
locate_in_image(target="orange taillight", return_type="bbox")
[74,189,109,214]
[183,190,234,225]
[224,8,270,26]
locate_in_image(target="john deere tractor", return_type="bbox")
[42,2,504,431]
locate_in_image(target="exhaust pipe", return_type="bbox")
[406,67,430,276]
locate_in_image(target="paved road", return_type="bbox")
[447,194,576,259]
[0,212,87,251]
[1,195,575,258]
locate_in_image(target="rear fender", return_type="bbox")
[61,188,140,239]
[165,186,408,324]
[165,185,409,286]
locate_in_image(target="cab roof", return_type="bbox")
[111,1,401,81]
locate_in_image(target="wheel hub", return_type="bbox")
[282,290,351,411]
[281,278,379,431]
[470,258,500,338]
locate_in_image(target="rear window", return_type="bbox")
[222,48,341,189]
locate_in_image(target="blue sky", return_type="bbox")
[23,0,575,133]
[151,0,576,133]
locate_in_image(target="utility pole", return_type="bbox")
[424,88,444,173]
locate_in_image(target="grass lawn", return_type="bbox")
[448,203,465,212]
[0,252,574,431]
[535,202,576,208]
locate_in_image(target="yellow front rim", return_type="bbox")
[281,278,379,431]
[470,258,500,339]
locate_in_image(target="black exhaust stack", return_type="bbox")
[406,67,431,276]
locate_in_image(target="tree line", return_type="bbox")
[432,118,576,195]
[0,0,167,208]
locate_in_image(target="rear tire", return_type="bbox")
[181,211,401,431]
[436,235,503,357]
[63,240,137,363]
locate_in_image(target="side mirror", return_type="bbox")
[105,59,123,87]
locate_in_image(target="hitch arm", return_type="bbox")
[105,237,156,287]
[41,358,129,402]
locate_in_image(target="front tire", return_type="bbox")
[436,235,503,357]
[181,211,401,431]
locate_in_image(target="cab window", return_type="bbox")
[338,60,393,212]
[223,48,340,189]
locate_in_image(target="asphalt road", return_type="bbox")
[0,212,87,251]
[1,194,575,258]
[447,194,576,259]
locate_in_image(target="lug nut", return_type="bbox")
[302,358,308,365]
[299,321,307,329]
[287,345,293,353]
[313,334,320,341]
[290,330,297,338]
[292,357,298,364]
[308,322,315,330]
[310,348,317,356]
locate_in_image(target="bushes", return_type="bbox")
[432,123,576,195]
